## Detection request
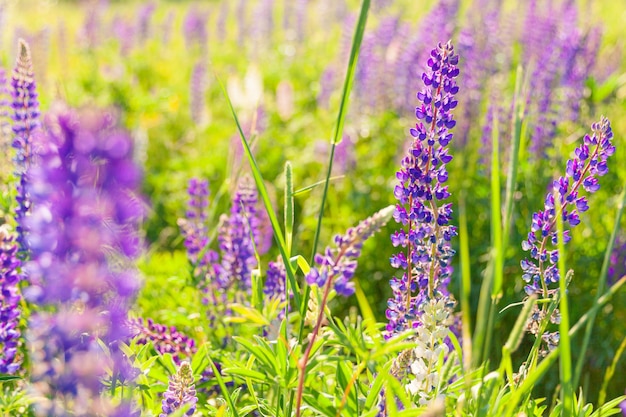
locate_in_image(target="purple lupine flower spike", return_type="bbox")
[521,117,615,296]
[190,60,207,125]
[0,226,22,374]
[11,39,41,255]
[137,1,157,44]
[219,176,264,291]
[179,178,216,270]
[385,41,459,339]
[25,106,143,414]
[161,361,198,417]
[265,257,292,320]
[306,205,394,297]
[521,117,614,354]
[129,318,197,364]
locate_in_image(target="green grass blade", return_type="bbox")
[491,107,503,298]
[598,333,626,408]
[555,190,573,415]
[285,162,294,258]
[503,275,626,417]
[217,76,301,310]
[473,107,501,366]
[354,278,376,324]
[309,0,370,261]
[502,65,524,242]
[573,185,626,389]
[458,191,473,370]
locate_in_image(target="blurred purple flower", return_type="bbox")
[137,1,157,44]
[178,178,221,311]
[190,60,207,125]
[608,235,626,285]
[0,226,22,374]
[111,15,136,55]
[386,41,459,338]
[183,5,209,52]
[25,105,144,414]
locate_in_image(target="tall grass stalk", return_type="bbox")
[555,189,573,414]
[458,191,473,370]
[473,68,525,367]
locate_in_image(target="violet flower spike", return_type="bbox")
[0,226,22,374]
[521,116,615,296]
[25,106,143,414]
[306,205,394,297]
[218,176,262,291]
[385,41,459,339]
[161,361,198,417]
[129,318,197,364]
[11,39,41,255]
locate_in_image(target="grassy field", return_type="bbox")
[1,0,626,415]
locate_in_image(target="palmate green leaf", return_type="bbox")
[225,303,270,326]
[302,391,336,417]
[589,395,626,417]
[222,367,271,384]
[363,366,386,410]
[336,360,359,415]
[232,336,279,376]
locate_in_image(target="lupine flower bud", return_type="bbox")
[306,205,394,296]
[161,361,198,417]
[386,41,459,339]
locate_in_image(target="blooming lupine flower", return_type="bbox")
[265,257,290,319]
[394,0,459,111]
[111,15,137,55]
[183,5,208,52]
[608,235,626,284]
[11,39,41,254]
[306,205,394,296]
[190,60,207,125]
[521,0,602,156]
[521,117,615,295]
[130,318,197,364]
[218,176,264,291]
[25,105,143,414]
[386,41,460,339]
[0,225,22,374]
[137,1,157,44]
[179,178,219,278]
[521,117,614,354]
[161,361,198,417]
